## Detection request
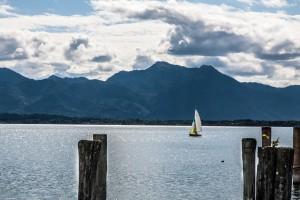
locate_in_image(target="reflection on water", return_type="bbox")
[293,184,300,200]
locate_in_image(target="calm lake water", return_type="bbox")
[0,125,297,200]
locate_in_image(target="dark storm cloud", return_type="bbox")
[0,36,27,61]
[64,37,89,60]
[91,55,112,63]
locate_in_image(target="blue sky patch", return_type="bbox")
[3,0,300,16]
[7,0,92,15]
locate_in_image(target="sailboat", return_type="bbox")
[189,109,202,137]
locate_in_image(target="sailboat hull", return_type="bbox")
[189,133,201,137]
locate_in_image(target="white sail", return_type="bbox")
[194,110,202,132]
[190,121,196,134]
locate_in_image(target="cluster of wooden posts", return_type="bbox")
[242,127,300,200]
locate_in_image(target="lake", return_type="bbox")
[0,125,297,199]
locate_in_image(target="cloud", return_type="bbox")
[132,53,155,70]
[130,7,258,56]
[12,61,54,79]
[238,0,289,8]
[69,37,89,51]
[0,35,27,61]
[134,7,257,57]
[185,56,226,69]
[129,6,300,62]
[167,22,257,56]
[30,37,52,58]
[65,37,89,61]
[0,4,16,17]
[50,62,70,75]
[62,63,115,78]
[91,55,112,63]
[97,64,114,72]
[256,40,300,60]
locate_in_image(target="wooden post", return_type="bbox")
[262,127,271,147]
[78,139,107,200]
[256,147,277,200]
[93,134,107,155]
[242,138,257,200]
[293,127,300,184]
[274,147,294,200]
[93,134,107,200]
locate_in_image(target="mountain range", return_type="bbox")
[1,61,300,120]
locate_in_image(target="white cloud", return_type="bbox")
[261,0,289,7]
[238,0,289,8]
[0,4,16,16]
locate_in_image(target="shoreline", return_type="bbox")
[0,113,300,127]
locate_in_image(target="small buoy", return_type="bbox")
[221,160,224,163]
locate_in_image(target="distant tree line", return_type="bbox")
[0,113,300,127]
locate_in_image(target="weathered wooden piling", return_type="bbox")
[242,138,257,200]
[262,127,271,147]
[293,127,300,184]
[93,134,107,154]
[93,134,107,199]
[274,147,294,200]
[78,136,107,200]
[256,147,277,200]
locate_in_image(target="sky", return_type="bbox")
[0,0,300,87]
